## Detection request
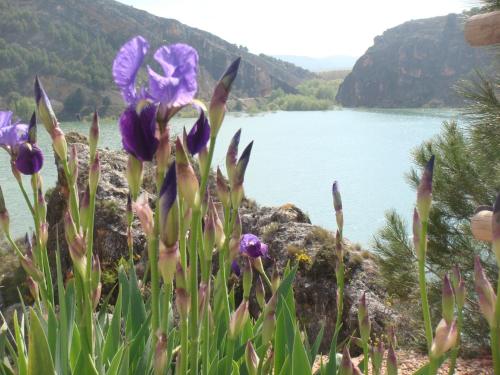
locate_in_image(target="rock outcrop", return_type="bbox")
[336,13,496,107]
[44,133,396,351]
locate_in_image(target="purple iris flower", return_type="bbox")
[112,36,198,108]
[186,110,210,155]
[0,111,28,151]
[119,103,158,162]
[15,113,43,175]
[240,234,269,258]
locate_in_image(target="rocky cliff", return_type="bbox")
[336,13,495,107]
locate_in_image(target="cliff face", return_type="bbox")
[0,0,313,116]
[336,13,495,107]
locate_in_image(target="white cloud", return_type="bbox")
[118,0,471,57]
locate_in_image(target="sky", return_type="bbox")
[117,0,471,57]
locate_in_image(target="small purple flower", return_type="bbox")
[14,113,43,175]
[119,103,158,161]
[159,162,179,247]
[186,110,210,155]
[240,233,269,258]
[0,111,28,150]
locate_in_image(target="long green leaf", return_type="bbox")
[291,326,311,375]
[27,309,54,375]
[103,288,123,368]
[13,313,27,375]
[309,324,325,365]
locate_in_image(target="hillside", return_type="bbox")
[336,13,496,108]
[0,0,313,119]
[274,55,357,71]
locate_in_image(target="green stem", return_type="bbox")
[492,274,500,375]
[188,208,201,374]
[180,318,189,375]
[150,178,162,349]
[62,159,80,229]
[162,282,172,333]
[85,189,96,287]
[16,179,35,217]
[363,342,369,375]
[225,337,235,375]
[418,220,433,354]
[448,308,463,375]
[428,357,439,375]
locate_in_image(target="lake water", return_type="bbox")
[0,109,459,247]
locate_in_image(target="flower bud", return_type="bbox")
[442,274,455,324]
[80,187,90,228]
[52,127,68,162]
[198,283,209,323]
[37,186,47,222]
[186,110,210,156]
[451,266,466,310]
[175,137,199,208]
[412,208,422,258]
[210,57,241,136]
[89,151,100,194]
[335,229,344,260]
[154,332,168,375]
[64,211,87,278]
[256,275,266,310]
[39,223,48,248]
[387,325,397,349]
[91,254,101,291]
[89,111,99,162]
[176,287,190,321]
[358,293,371,343]
[226,129,241,184]
[271,262,280,293]
[133,193,154,238]
[92,282,102,310]
[198,146,209,176]
[242,258,253,300]
[245,341,259,375]
[20,256,43,282]
[159,242,179,284]
[0,186,9,235]
[216,167,231,209]
[34,76,58,136]
[386,345,398,375]
[431,318,458,358]
[493,193,500,262]
[251,256,266,277]
[203,213,216,261]
[26,276,39,301]
[229,300,249,339]
[262,293,277,343]
[470,208,493,242]
[416,155,435,222]
[340,347,354,375]
[332,181,344,233]
[474,256,496,326]
[127,154,143,200]
[159,163,179,247]
[231,142,253,209]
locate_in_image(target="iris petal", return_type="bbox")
[15,143,43,175]
[112,36,150,105]
[0,111,29,148]
[186,110,210,155]
[119,104,158,161]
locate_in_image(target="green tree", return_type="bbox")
[63,88,86,116]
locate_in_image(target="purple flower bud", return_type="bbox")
[332,181,344,233]
[119,103,158,162]
[474,256,496,326]
[186,110,210,155]
[15,143,43,175]
[245,341,259,375]
[216,167,231,209]
[231,259,241,277]
[89,111,99,161]
[52,127,68,161]
[340,347,355,375]
[34,76,59,136]
[416,155,435,222]
[256,275,265,310]
[89,151,100,194]
[357,292,371,343]
[442,274,454,324]
[26,276,39,301]
[64,211,87,278]
[154,332,168,375]
[493,193,500,261]
[126,154,143,200]
[229,300,249,339]
[240,234,268,258]
[68,144,78,180]
[262,293,277,343]
[133,193,154,238]
[209,57,241,136]
[20,256,43,282]
[226,129,241,183]
[176,287,190,321]
[175,137,200,208]
[386,345,398,375]
[80,187,90,227]
[431,318,458,358]
[159,241,179,284]
[159,162,179,247]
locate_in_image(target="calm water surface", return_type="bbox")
[0,109,459,246]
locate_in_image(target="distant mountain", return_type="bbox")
[0,0,313,119]
[336,13,496,108]
[274,55,357,72]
